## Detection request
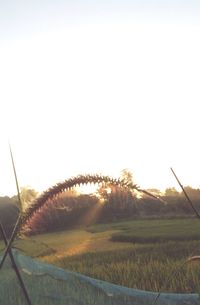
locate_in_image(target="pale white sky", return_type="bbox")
[0,1,200,196]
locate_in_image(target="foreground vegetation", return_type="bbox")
[57,241,200,293]
[1,176,200,237]
[7,218,200,293]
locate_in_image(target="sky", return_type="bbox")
[0,0,200,196]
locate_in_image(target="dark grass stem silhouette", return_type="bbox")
[0,145,33,305]
[152,167,200,305]
[171,168,200,219]
[0,223,32,305]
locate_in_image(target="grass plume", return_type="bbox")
[19,174,163,232]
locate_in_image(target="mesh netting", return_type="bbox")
[0,250,199,305]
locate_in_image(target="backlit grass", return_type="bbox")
[5,217,200,293]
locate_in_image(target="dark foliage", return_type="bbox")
[25,194,99,234]
[0,197,19,238]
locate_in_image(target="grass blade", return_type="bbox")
[171,167,200,219]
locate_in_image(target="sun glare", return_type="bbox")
[0,2,200,196]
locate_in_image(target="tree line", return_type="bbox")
[0,170,200,236]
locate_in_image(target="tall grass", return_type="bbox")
[19,174,161,233]
[50,240,200,293]
[17,218,200,294]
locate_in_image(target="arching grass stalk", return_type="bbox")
[20,174,165,232]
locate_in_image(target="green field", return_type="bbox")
[2,218,200,293]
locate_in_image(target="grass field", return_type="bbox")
[2,218,200,293]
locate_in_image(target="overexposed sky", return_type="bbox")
[0,1,200,196]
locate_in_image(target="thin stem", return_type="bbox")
[9,144,23,212]
[152,167,200,305]
[171,168,200,219]
[0,144,24,268]
[0,223,33,305]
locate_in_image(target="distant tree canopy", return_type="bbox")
[165,187,180,197]
[0,196,19,238]
[181,186,200,200]
[20,187,38,211]
[96,169,137,212]
[1,171,200,236]
[120,168,134,185]
[11,187,38,212]
[146,189,162,196]
[0,186,37,239]
[20,172,200,235]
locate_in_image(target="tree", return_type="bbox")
[96,169,137,215]
[120,168,134,186]
[20,187,38,211]
[146,189,162,196]
[180,186,200,200]
[0,197,19,237]
[164,187,179,197]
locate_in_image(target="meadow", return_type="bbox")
[5,217,200,294]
